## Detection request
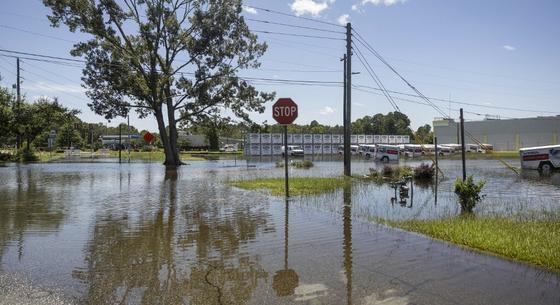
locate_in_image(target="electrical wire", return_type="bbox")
[253,30,344,41]
[353,43,401,112]
[244,5,344,28]
[246,18,344,34]
[0,24,78,44]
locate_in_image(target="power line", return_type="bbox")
[353,43,400,112]
[352,28,449,118]
[246,18,344,34]
[253,30,344,41]
[0,24,78,44]
[244,5,344,28]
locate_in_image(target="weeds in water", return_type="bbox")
[275,160,314,169]
[454,175,486,213]
[230,177,346,196]
[413,163,435,180]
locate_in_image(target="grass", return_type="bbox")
[378,216,560,273]
[230,177,348,196]
[35,151,66,162]
[108,150,205,161]
[446,151,519,160]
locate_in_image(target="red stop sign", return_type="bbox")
[143,132,155,143]
[272,98,298,125]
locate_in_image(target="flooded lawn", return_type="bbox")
[0,160,559,304]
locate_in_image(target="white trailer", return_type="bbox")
[519,145,560,172]
[375,144,400,162]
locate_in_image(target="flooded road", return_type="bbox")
[0,160,559,304]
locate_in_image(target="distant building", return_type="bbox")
[100,134,140,148]
[433,116,560,151]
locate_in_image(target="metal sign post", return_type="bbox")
[272,98,298,198]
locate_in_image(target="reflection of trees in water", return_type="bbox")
[0,167,66,263]
[74,170,271,304]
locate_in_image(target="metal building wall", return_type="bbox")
[433,116,560,150]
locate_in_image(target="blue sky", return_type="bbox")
[0,0,559,132]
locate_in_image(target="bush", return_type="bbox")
[292,160,314,169]
[413,163,435,180]
[0,152,11,161]
[454,175,486,213]
[382,165,394,177]
[11,149,39,162]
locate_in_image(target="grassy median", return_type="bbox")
[380,216,560,273]
[231,177,347,196]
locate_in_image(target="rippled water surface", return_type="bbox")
[0,160,559,304]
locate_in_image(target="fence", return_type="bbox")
[244,133,410,156]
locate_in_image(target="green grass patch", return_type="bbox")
[379,216,560,273]
[108,150,205,161]
[445,151,519,160]
[231,177,347,196]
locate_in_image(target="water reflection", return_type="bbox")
[342,181,353,305]
[272,199,299,297]
[72,167,270,304]
[0,167,66,263]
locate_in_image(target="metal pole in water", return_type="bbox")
[460,108,466,181]
[434,136,439,181]
[284,125,289,198]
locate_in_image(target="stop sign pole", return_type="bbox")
[272,98,298,198]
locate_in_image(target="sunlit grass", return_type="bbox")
[231,177,348,196]
[108,150,205,161]
[378,216,560,273]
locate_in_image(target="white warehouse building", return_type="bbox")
[433,116,560,151]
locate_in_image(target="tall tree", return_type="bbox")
[43,0,274,166]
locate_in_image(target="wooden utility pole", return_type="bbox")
[460,109,466,181]
[344,23,352,177]
[16,57,21,150]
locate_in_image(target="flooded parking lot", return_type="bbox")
[0,159,559,304]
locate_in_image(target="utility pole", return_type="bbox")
[127,114,131,163]
[460,108,466,181]
[341,54,347,175]
[344,23,352,177]
[16,57,21,150]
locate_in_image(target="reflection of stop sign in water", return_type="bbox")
[272,98,298,125]
[143,132,155,143]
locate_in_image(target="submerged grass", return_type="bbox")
[231,177,347,196]
[379,216,560,273]
[108,150,205,161]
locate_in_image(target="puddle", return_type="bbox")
[0,160,559,304]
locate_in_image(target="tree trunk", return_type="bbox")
[154,108,182,166]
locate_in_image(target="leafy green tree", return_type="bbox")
[414,124,433,144]
[0,87,14,146]
[43,0,274,166]
[56,122,84,149]
[18,97,79,151]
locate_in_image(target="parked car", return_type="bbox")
[519,145,560,172]
[375,144,399,162]
[219,144,238,152]
[281,145,304,157]
[403,144,423,158]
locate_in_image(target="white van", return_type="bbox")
[361,144,376,158]
[437,145,455,156]
[375,144,399,162]
[337,145,360,155]
[519,145,560,172]
[281,145,304,156]
[404,144,423,158]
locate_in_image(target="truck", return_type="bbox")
[519,145,560,172]
[375,144,400,162]
[281,145,304,157]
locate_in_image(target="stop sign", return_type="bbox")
[143,132,155,143]
[272,98,298,125]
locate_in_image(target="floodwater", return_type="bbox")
[0,159,559,304]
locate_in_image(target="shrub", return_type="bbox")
[413,163,435,180]
[11,149,39,162]
[0,152,11,162]
[454,175,486,213]
[382,165,394,177]
[398,166,413,178]
[292,160,314,169]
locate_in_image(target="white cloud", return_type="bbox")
[351,4,359,10]
[290,0,331,16]
[26,81,85,94]
[503,45,516,51]
[319,106,335,115]
[337,14,350,25]
[242,6,257,15]
[360,0,406,7]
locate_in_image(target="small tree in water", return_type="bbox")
[43,0,274,166]
[454,175,485,213]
